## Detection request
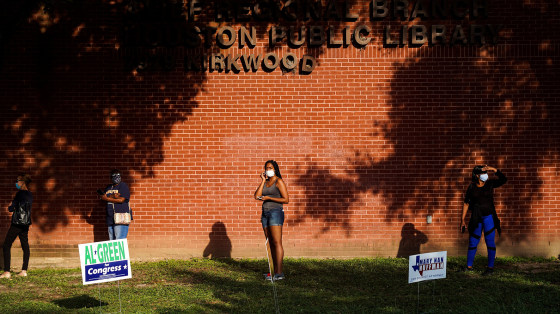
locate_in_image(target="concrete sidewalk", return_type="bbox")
[3,246,203,271]
[3,253,81,270]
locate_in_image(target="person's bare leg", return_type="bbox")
[263,227,275,275]
[268,225,283,274]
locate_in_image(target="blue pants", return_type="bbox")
[108,225,129,240]
[467,215,496,268]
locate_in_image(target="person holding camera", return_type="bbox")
[460,165,507,275]
[1,173,33,279]
[99,169,131,240]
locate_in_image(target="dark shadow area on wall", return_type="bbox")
[0,1,205,233]
[293,1,560,239]
[2,1,557,245]
[291,163,357,236]
[203,221,232,259]
[85,196,110,243]
[0,0,367,235]
[396,223,428,258]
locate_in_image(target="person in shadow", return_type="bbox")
[203,222,232,258]
[2,173,33,279]
[99,169,131,240]
[396,223,428,258]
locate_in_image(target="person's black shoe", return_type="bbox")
[482,268,494,276]
[458,266,474,273]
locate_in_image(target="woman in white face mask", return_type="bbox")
[460,165,507,275]
[254,160,289,281]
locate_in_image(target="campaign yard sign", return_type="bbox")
[79,239,132,285]
[408,251,447,284]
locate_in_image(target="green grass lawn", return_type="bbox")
[0,257,559,313]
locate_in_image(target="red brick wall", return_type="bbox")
[0,0,558,264]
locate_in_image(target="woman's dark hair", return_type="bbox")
[111,169,121,176]
[471,165,487,183]
[264,160,282,179]
[18,173,32,185]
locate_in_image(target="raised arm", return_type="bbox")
[483,165,507,188]
[254,172,266,200]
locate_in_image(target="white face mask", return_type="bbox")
[266,170,275,178]
[479,173,489,182]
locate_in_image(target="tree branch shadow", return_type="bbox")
[291,0,560,240]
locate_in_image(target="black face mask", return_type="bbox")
[111,174,121,185]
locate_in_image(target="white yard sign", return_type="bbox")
[408,251,447,284]
[78,239,132,285]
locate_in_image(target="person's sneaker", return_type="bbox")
[273,273,285,281]
[458,266,474,273]
[482,268,494,276]
[0,272,11,279]
[264,273,272,281]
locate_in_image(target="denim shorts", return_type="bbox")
[261,209,284,228]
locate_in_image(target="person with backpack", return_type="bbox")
[1,173,33,279]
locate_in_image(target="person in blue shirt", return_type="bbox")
[1,173,33,279]
[100,169,131,240]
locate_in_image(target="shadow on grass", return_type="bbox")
[52,294,108,309]
[164,258,412,313]
[159,257,560,313]
[2,258,559,313]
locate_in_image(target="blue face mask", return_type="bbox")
[479,173,489,182]
[16,182,22,190]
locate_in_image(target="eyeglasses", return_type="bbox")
[16,179,24,183]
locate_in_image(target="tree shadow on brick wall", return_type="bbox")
[0,0,206,235]
[0,0,368,236]
[293,1,560,240]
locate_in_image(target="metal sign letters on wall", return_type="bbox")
[120,0,501,74]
